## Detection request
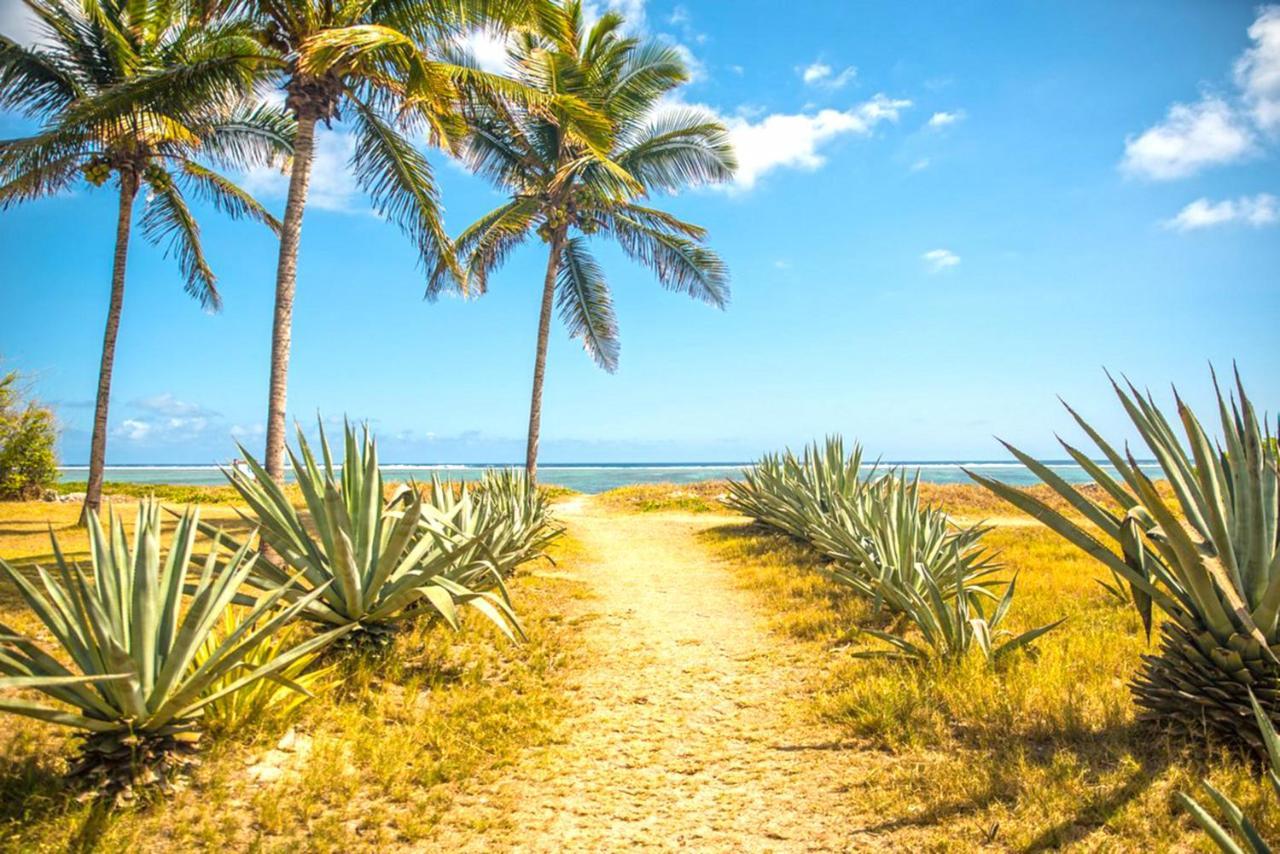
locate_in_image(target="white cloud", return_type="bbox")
[1236,5,1280,133]
[1121,96,1255,180]
[115,420,152,441]
[1162,193,1278,231]
[721,94,911,190]
[242,128,362,212]
[1122,7,1280,179]
[131,392,219,418]
[584,0,646,32]
[456,29,510,74]
[922,248,960,272]
[927,110,965,128]
[668,5,690,25]
[909,157,931,172]
[801,60,856,89]
[230,423,265,439]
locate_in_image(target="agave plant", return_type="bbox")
[426,469,561,581]
[853,543,1063,664]
[223,422,522,644]
[809,471,1003,611]
[724,437,873,540]
[0,501,345,800]
[1179,692,1280,853]
[968,369,1280,753]
[193,608,334,735]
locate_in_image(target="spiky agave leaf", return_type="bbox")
[0,499,349,801]
[218,420,524,643]
[967,368,1280,754]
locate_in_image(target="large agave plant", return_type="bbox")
[223,422,522,644]
[0,501,345,800]
[968,370,1280,753]
[809,471,1003,611]
[724,436,873,539]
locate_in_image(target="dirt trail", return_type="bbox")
[431,497,884,852]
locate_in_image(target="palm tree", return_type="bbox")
[433,2,736,480]
[0,0,289,522]
[242,0,577,484]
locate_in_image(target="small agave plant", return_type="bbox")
[0,501,345,801]
[426,469,561,582]
[222,422,523,644]
[808,470,1004,610]
[724,436,873,540]
[968,369,1280,754]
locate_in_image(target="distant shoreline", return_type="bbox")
[58,460,1165,494]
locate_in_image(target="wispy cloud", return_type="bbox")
[720,95,911,190]
[800,60,857,89]
[1162,193,1278,231]
[1122,6,1279,180]
[922,248,960,272]
[927,110,965,129]
[241,128,363,212]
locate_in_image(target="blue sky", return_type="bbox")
[1,0,1278,465]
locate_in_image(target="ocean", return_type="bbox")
[58,461,1164,494]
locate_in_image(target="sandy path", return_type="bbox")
[431,498,884,852]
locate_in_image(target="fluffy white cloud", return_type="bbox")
[1236,6,1280,133]
[927,110,965,128]
[1162,193,1278,231]
[722,94,911,190]
[242,128,362,212]
[922,248,960,272]
[801,60,856,89]
[1121,97,1255,180]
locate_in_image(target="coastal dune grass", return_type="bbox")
[0,492,588,851]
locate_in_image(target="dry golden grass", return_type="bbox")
[0,497,589,852]
[695,483,1280,850]
[594,481,730,514]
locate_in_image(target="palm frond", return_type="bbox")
[0,35,81,116]
[138,176,220,310]
[193,101,295,170]
[616,106,736,192]
[609,211,729,307]
[430,195,538,298]
[556,236,619,371]
[347,93,457,280]
[177,160,280,233]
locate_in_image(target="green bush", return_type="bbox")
[0,368,58,500]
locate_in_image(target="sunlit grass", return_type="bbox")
[0,498,589,851]
[596,481,729,514]
[699,483,1280,849]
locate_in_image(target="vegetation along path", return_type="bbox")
[435,497,882,851]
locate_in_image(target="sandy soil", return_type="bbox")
[431,497,889,852]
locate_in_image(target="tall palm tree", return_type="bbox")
[433,2,736,480]
[0,0,289,522]
[242,0,585,484]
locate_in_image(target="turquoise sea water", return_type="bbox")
[59,461,1165,494]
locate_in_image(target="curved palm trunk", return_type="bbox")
[263,115,318,483]
[80,175,139,525]
[525,234,565,481]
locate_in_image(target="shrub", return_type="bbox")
[0,368,58,500]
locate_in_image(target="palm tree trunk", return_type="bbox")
[80,174,139,525]
[525,234,564,482]
[263,115,318,483]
